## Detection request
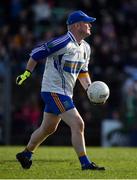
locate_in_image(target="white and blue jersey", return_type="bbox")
[30,31,91,98]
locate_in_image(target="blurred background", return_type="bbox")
[0,0,137,147]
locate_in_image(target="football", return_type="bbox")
[87,81,110,104]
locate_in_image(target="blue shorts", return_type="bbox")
[41,92,75,115]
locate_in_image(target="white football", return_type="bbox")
[87,81,110,104]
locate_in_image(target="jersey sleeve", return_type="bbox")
[30,35,71,61]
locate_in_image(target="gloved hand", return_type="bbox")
[16,70,32,85]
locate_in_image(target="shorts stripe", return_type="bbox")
[51,93,66,113]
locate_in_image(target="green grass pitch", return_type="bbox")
[0,146,137,179]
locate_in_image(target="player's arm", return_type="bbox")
[16,42,49,86]
[16,35,71,86]
[26,57,37,72]
[78,72,92,91]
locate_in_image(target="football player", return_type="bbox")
[16,10,105,171]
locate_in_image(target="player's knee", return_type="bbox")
[78,120,85,132]
[48,126,57,134]
[44,125,57,135]
[72,116,85,133]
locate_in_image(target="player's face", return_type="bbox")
[78,22,92,37]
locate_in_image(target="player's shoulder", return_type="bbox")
[46,33,71,49]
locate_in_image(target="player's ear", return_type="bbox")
[73,22,80,29]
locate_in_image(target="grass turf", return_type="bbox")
[0,146,137,179]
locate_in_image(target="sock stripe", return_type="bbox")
[79,152,86,157]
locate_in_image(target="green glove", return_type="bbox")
[16,70,31,85]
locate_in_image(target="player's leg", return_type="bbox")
[26,112,61,152]
[16,92,64,169]
[60,108,85,156]
[16,112,61,169]
[60,108,105,170]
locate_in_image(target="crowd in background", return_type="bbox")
[0,0,137,146]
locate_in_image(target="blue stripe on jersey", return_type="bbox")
[68,31,76,42]
[58,55,66,94]
[30,34,71,61]
[47,34,68,47]
[63,61,84,74]
[54,54,66,94]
